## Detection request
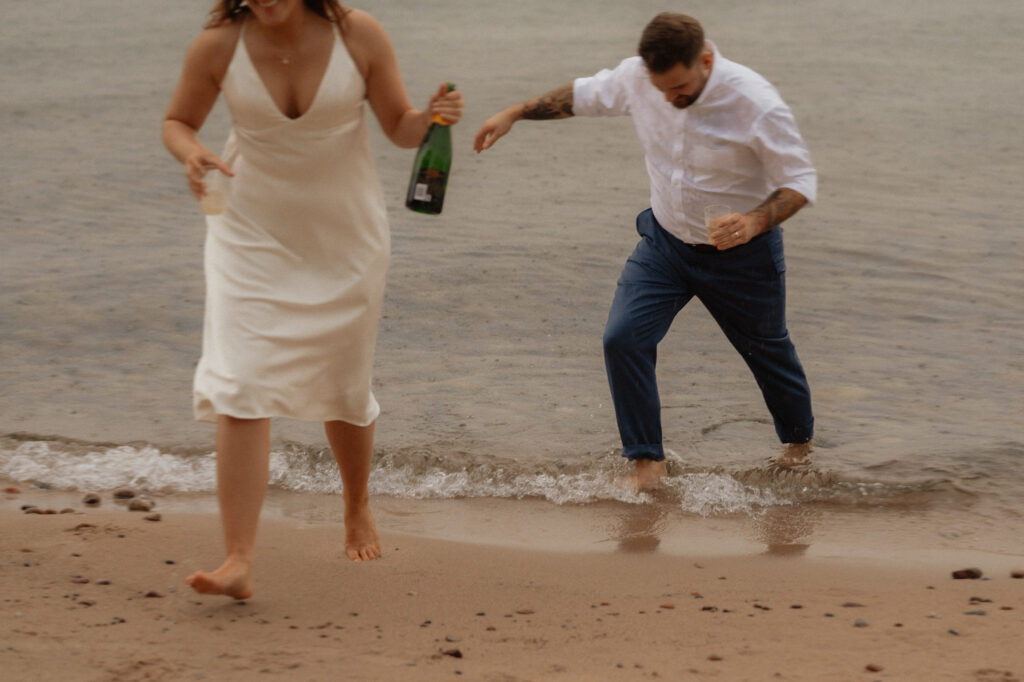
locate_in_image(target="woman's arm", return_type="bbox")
[162,26,238,198]
[343,10,463,149]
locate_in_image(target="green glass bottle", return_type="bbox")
[406,83,455,215]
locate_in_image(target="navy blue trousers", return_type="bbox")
[603,209,813,461]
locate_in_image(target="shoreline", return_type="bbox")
[4,489,1023,681]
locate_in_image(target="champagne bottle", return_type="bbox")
[406,83,455,215]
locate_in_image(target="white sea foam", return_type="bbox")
[0,439,960,517]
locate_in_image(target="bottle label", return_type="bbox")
[413,183,431,202]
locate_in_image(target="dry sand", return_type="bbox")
[5,488,1024,682]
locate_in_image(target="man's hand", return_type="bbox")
[473,107,520,152]
[708,212,759,250]
[709,188,808,249]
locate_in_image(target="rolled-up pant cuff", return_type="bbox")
[622,445,664,462]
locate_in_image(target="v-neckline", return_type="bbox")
[240,20,336,121]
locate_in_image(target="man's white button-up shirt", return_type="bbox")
[573,44,817,244]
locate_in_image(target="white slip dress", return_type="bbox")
[193,21,390,425]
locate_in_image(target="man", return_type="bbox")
[474,12,816,489]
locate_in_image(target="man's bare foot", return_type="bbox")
[185,559,254,600]
[344,505,381,562]
[635,458,668,492]
[771,440,813,468]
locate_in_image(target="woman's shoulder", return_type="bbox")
[187,20,243,65]
[340,8,391,49]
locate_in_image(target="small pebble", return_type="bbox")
[145,591,164,598]
[841,602,865,608]
[659,604,675,610]
[442,649,462,659]
[708,654,723,662]
[854,618,869,628]
[952,568,983,580]
[948,628,959,636]
[144,513,162,522]
[445,635,461,643]
[164,559,175,565]
[866,664,884,672]
[128,498,154,512]
[83,493,101,507]
[60,508,75,514]
[964,610,986,616]
[24,508,43,515]
[113,487,137,499]
[4,486,20,494]
[1011,571,1023,580]
[515,609,535,615]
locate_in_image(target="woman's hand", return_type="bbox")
[427,82,463,125]
[185,150,233,201]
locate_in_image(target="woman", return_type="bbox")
[163,0,463,599]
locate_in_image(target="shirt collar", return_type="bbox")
[692,40,723,108]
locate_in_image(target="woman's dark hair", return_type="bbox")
[204,1,350,28]
[638,12,705,74]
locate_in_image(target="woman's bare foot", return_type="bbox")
[185,558,254,600]
[344,505,382,562]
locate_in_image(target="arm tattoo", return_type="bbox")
[749,188,808,233]
[521,83,575,120]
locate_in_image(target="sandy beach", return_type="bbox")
[5,487,1024,682]
[2,0,1024,679]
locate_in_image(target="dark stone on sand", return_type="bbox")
[1011,571,1024,579]
[964,610,987,616]
[515,609,535,615]
[113,487,137,499]
[97,580,111,585]
[442,649,462,659]
[164,559,175,565]
[24,507,43,514]
[32,481,53,490]
[854,618,869,627]
[969,596,992,603]
[659,604,676,610]
[701,606,719,612]
[20,504,36,511]
[790,604,803,609]
[866,664,884,672]
[708,654,723,662]
[841,602,865,608]
[952,568,983,579]
[4,486,20,494]
[948,629,959,636]
[83,493,101,507]
[60,508,74,514]
[128,498,154,512]
[71,577,89,584]
[145,591,164,598]
[144,513,162,522]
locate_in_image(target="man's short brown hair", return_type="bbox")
[638,12,705,74]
